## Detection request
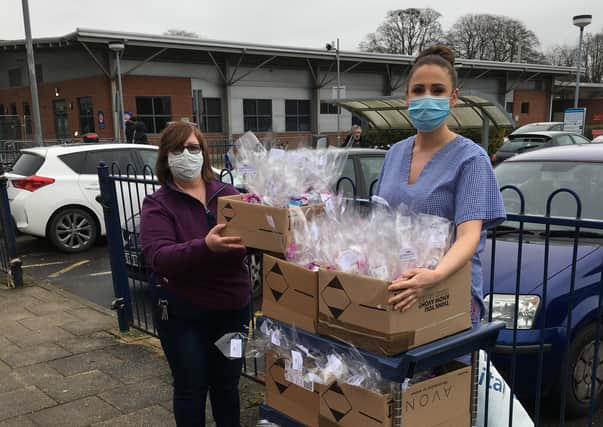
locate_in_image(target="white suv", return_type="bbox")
[6,143,158,252]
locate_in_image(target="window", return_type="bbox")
[320,101,339,115]
[338,158,356,197]
[243,99,272,132]
[10,104,17,116]
[359,156,385,196]
[520,102,530,114]
[285,100,311,131]
[78,97,95,133]
[23,103,30,116]
[555,135,573,146]
[571,134,591,144]
[11,153,44,175]
[136,96,172,133]
[136,149,158,172]
[81,149,137,174]
[8,68,21,87]
[201,98,223,133]
[506,102,514,114]
[58,152,86,173]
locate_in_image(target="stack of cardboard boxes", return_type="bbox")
[218,197,473,427]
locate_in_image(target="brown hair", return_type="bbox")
[407,45,458,91]
[155,122,215,185]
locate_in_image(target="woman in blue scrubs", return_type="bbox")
[376,45,506,325]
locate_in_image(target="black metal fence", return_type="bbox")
[0,169,22,288]
[98,161,603,425]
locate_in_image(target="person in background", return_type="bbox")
[124,111,136,143]
[140,122,250,426]
[375,45,506,328]
[343,124,368,148]
[133,120,149,144]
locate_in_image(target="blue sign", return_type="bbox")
[563,107,586,135]
[97,111,105,130]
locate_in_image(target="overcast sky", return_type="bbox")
[2,0,601,52]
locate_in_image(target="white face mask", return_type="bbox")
[168,148,204,181]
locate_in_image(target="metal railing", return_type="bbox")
[98,161,603,424]
[0,167,22,288]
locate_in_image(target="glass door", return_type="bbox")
[53,99,69,140]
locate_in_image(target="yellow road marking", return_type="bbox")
[23,261,66,269]
[48,260,90,278]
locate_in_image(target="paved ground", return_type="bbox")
[0,278,264,427]
[17,236,113,308]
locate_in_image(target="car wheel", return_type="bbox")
[249,252,263,299]
[562,323,603,417]
[49,207,98,253]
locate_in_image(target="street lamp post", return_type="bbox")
[21,0,43,146]
[109,42,126,143]
[572,14,592,109]
[326,38,341,146]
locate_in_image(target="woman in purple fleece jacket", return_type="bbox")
[140,122,250,427]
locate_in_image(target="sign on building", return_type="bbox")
[563,108,586,135]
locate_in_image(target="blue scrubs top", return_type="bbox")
[375,135,506,317]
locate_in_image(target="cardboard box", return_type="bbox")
[263,254,319,333]
[217,195,321,254]
[317,264,472,355]
[319,365,471,427]
[265,351,320,427]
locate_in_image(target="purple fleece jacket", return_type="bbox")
[140,179,250,310]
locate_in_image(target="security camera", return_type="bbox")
[325,42,335,51]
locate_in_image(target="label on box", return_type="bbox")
[400,248,418,262]
[271,330,281,347]
[291,350,303,371]
[237,164,256,175]
[230,339,242,358]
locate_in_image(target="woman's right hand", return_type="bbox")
[205,224,245,253]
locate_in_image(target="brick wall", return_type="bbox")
[512,90,548,126]
[0,75,114,140]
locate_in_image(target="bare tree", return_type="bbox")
[584,32,603,83]
[446,14,541,63]
[546,30,603,82]
[164,29,200,38]
[359,8,444,55]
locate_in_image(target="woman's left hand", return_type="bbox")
[388,268,442,311]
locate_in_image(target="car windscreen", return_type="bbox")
[495,161,603,225]
[502,136,549,152]
[11,152,44,176]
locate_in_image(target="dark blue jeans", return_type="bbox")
[156,303,250,427]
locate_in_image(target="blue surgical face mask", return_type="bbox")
[408,96,451,132]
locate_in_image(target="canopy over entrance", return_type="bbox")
[338,95,514,150]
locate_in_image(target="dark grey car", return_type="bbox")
[493,131,591,165]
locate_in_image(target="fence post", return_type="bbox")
[0,173,22,288]
[97,162,132,332]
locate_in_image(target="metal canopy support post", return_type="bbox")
[224,62,233,144]
[108,54,120,142]
[123,47,168,75]
[80,42,111,77]
[481,114,490,152]
[230,55,277,85]
[115,50,125,143]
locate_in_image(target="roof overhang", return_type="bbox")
[0,28,578,76]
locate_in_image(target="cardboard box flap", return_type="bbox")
[320,381,393,426]
[264,254,316,301]
[320,270,390,314]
